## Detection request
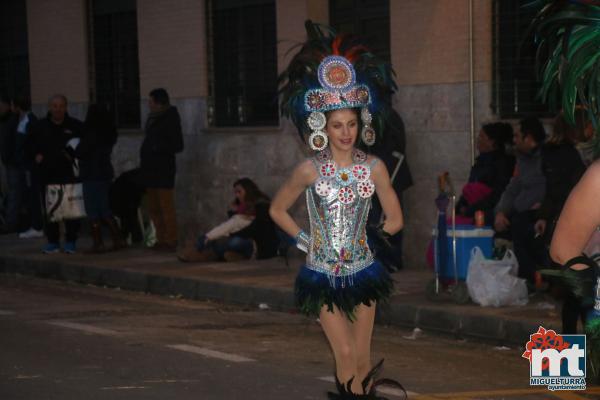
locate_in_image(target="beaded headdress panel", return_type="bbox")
[278,21,397,150]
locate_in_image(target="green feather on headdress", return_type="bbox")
[528,0,600,156]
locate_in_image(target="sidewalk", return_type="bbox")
[0,235,562,345]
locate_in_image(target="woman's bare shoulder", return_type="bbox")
[292,158,319,185]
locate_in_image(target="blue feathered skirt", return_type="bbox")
[294,261,393,320]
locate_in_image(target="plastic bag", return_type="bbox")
[466,246,528,307]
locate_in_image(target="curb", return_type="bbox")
[0,255,557,345]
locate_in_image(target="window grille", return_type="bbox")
[492,0,551,118]
[0,0,30,99]
[329,0,391,64]
[206,0,278,127]
[89,0,140,128]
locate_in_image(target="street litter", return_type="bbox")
[402,327,423,340]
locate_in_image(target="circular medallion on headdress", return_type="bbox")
[318,56,356,92]
[320,162,337,177]
[307,111,327,131]
[307,92,326,110]
[361,126,376,146]
[338,186,356,204]
[357,180,375,198]
[315,178,333,197]
[361,107,372,125]
[352,164,370,182]
[356,87,370,103]
[308,130,328,151]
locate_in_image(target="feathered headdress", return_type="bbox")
[528,0,600,154]
[278,20,397,150]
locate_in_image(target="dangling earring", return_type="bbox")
[307,111,328,151]
[360,107,376,146]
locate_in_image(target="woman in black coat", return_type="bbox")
[76,104,124,252]
[456,122,515,225]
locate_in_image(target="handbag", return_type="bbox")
[45,183,86,222]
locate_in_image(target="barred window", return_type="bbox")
[0,0,30,99]
[89,0,140,128]
[329,0,391,64]
[492,0,550,118]
[206,0,278,127]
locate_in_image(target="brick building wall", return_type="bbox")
[27,0,89,119]
[21,0,501,266]
[391,0,495,267]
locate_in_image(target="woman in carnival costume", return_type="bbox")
[270,21,406,398]
[529,0,600,382]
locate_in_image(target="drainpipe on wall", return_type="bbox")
[469,0,475,165]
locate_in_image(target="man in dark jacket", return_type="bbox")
[139,88,184,251]
[30,94,84,253]
[494,117,547,286]
[11,95,41,238]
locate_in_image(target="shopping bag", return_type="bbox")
[466,246,528,307]
[45,183,86,222]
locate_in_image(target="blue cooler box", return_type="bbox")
[435,224,494,280]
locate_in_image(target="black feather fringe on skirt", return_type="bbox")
[294,261,393,321]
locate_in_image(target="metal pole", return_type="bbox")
[468,0,475,165]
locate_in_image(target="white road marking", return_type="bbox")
[143,379,202,384]
[0,310,15,315]
[100,386,149,390]
[10,375,42,380]
[166,344,255,363]
[46,321,120,336]
[317,376,417,398]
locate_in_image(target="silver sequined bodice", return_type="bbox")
[305,149,376,278]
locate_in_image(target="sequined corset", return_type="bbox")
[305,149,376,280]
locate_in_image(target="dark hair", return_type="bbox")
[49,94,68,106]
[149,88,170,106]
[481,122,513,150]
[233,178,268,208]
[519,117,546,144]
[12,94,31,111]
[84,103,118,146]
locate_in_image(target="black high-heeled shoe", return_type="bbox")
[326,359,407,400]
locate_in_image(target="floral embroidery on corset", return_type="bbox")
[305,149,376,287]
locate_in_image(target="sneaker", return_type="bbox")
[63,241,77,254]
[19,228,44,239]
[42,243,60,254]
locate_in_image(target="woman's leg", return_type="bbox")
[319,305,363,394]
[351,302,376,388]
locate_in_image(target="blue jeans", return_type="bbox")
[197,234,253,260]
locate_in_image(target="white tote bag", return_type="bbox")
[45,183,87,222]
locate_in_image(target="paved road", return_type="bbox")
[0,274,598,400]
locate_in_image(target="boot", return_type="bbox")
[85,220,105,254]
[103,216,126,251]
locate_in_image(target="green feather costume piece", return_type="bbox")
[529,0,600,156]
